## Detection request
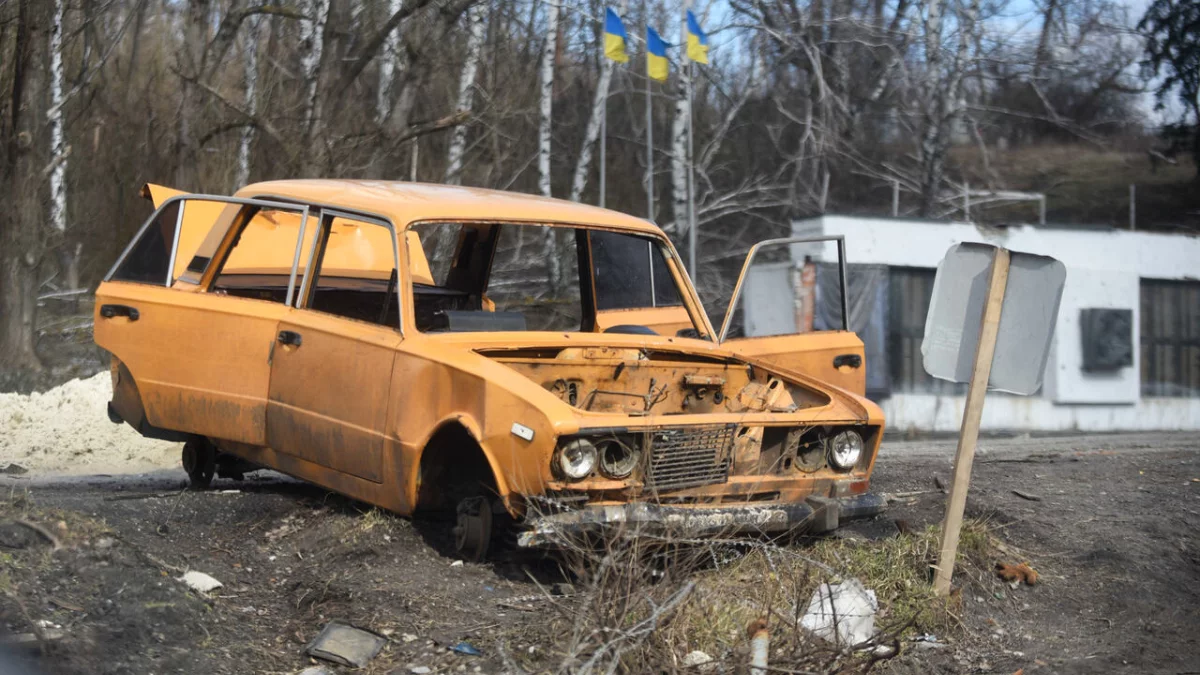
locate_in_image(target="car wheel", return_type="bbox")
[453,496,492,562]
[181,438,216,489]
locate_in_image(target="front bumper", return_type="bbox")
[516,493,887,548]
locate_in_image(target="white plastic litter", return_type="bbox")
[179,571,224,593]
[681,650,712,667]
[799,578,878,647]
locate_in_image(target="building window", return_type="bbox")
[887,267,966,395]
[1140,279,1200,397]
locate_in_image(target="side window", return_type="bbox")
[590,230,684,310]
[110,200,182,285]
[210,208,312,304]
[303,215,400,328]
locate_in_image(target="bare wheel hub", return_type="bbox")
[453,496,492,562]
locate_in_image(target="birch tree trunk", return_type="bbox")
[235,14,263,189]
[375,0,404,128]
[916,0,945,216]
[568,63,614,202]
[537,1,558,198]
[670,71,690,233]
[445,3,486,186]
[48,0,67,235]
[299,0,330,171]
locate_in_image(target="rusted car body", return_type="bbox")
[95,180,885,559]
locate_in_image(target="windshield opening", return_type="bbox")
[407,221,698,336]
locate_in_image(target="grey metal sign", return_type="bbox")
[922,243,1066,395]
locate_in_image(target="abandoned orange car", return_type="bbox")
[95,180,885,559]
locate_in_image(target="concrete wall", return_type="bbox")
[791,215,1200,432]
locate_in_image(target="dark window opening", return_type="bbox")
[1141,279,1200,397]
[110,201,180,285]
[887,266,966,396]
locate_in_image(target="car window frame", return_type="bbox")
[105,195,311,300]
[293,207,404,335]
[401,218,714,339]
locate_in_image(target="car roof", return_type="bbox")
[234,180,664,235]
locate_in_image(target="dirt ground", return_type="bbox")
[0,432,1197,675]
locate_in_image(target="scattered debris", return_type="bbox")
[995,562,1039,586]
[1,463,28,475]
[305,621,387,668]
[401,633,418,643]
[1012,490,1043,502]
[0,519,62,550]
[0,629,66,649]
[179,571,224,593]
[450,641,482,656]
[681,650,713,667]
[933,474,946,491]
[450,560,464,568]
[747,619,769,675]
[799,578,878,647]
[409,667,432,674]
[298,667,336,675]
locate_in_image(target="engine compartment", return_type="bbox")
[479,345,831,415]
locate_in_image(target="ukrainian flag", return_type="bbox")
[604,8,629,63]
[646,27,668,81]
[686,10,708,64]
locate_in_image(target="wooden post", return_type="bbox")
[932,247,1011,596]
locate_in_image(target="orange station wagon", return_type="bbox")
[95,180,885,559]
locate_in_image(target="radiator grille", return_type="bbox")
[645,425,735,492]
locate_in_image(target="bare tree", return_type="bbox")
[446,2,487,185]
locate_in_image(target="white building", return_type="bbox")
[744,215,1200,433]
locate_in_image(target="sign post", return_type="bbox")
[921,243,1065,595]
[932,248,1009,596]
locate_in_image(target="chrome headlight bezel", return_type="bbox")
[556,438,598,480]
[827,430,864,471]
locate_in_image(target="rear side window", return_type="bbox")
[110,201,181,285]
[590,231,683,310]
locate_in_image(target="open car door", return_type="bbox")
[718,236,866,396]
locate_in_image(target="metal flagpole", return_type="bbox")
[646,61,654,220]
[686,58,696,274]
[600,81,607,209]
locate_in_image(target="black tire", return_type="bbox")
[453,496,493,562]
[181,438,216,489]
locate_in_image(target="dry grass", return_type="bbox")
[511,518,1004,674]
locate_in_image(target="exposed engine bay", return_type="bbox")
[479,345,831,416]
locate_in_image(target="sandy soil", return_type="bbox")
[0,433,1197,674]
[0,373,179,476]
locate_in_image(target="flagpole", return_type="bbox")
[645,67,654,221]
[686,59,697,275]
[600,79,607,209]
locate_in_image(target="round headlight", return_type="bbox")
[828,430,864,470]
[598,438,639,479]
[557,439,598,480]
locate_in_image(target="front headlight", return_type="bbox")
[557,439,598,480]
[597,437,639,479]
[827,430,864,470]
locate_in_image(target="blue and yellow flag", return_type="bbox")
[646,27,668,81]
[604,8,629,63]
[686,10,708,64]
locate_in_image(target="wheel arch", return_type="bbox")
[410,416,514,514]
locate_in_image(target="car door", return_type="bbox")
[95,194,314,444]
[718,236,867,396]
[265,210,402,484]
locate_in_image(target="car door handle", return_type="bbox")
[100,304,139,321]
[277,330,302,347]
[833,354,862,369]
